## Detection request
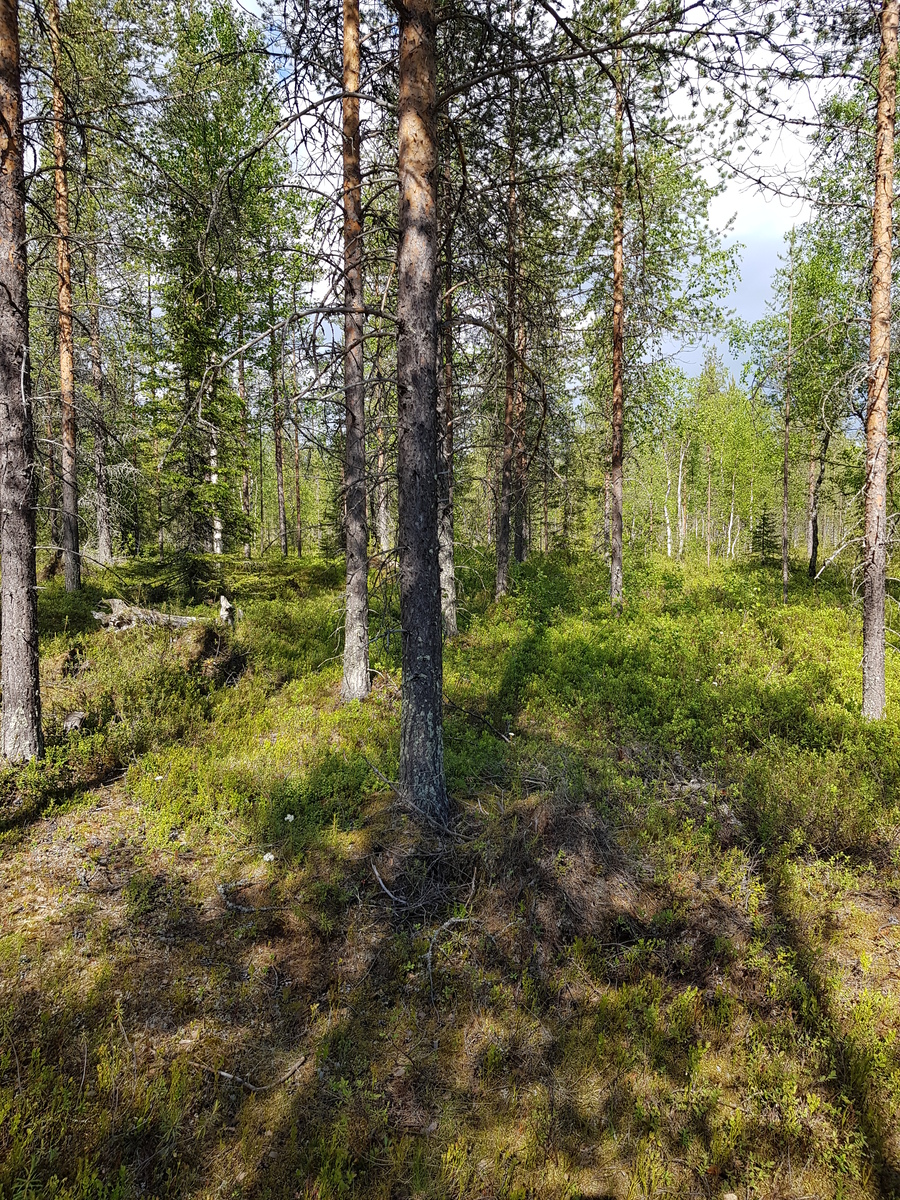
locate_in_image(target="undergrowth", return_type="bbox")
[1,549,899,1199]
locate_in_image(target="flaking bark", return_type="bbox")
[863,0,898,719]
[340,0,370,701]
[0,0,42,760]
[396,0,449,821]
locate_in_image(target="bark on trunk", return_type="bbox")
[863,0,898,719]
[238,349,251,558]
[609,59,625,607]
[269,305,287,557]
[782,247,793,604]
[663,449,672,558]
[340,0,370,701]
[495,132,517,598]
[808,429,831,578]
[0,0,42,760]
[49,0,79,591]
[396,0,448,821]
[705,445,711,569]
[438,235,458,638]
[89,274,112,564]
[210,429,223,554]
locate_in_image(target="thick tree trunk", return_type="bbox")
[0,0,42,760]
[438,244,458,638]
[396,0,448,821]
[609,63,625,606]
[49,0,79,591]
[341,0,370,701]
[863,0,898,719]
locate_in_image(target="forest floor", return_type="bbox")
[1,550,900,1200]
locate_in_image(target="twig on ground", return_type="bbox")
[371,862,408,907]
[190,1054,307,1094]
[444,694,512,742]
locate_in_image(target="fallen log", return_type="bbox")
[92,598,200,631]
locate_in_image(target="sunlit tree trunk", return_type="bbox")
[396,0,448,821]
[663,448,672,558]
[49,0,79,591]
[0,0,42,760]
[705,445,711,568]
[609,55,625,606]
[863,0,898,719]
[341,0,370,700]
[782,242,793,604]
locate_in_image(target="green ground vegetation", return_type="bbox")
[1,551,900,1199]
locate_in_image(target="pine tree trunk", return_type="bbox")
[513,317,527,563]
[292,413,302,556]
[609,59,625,606]
[0,0,42,760]
[863,0,898,719]
[269,309,287,557]
[49,0,79,591]
[46,410,61,567]
[496,142,517,598]
[438,243,458,639]
[89,270,112,564]
[341,0,370,701]
[396,0,448,822]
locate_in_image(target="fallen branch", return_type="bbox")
[92,598,200,631]
[190,1054,307,1094]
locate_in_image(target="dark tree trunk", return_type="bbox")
[88,246,112,566]
[269,303,287,557]
[496,157,517,597]
[513,317,527,563]
[341,0,370,701]
[610,60,625,607]
[0,0,42,760]
[396,0,448,821]
[782,244,793,605]
[49,0,79,591]
[863,0,898,719]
